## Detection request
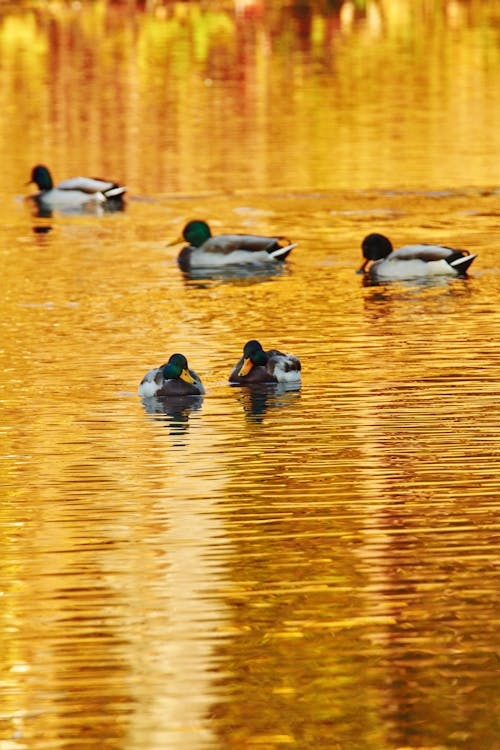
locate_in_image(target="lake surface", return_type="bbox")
[0,2,499,749]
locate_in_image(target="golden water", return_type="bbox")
[0,3,499,749]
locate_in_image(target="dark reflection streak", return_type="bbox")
[180,263,288,287]
[364,520,484,750]
[25,194,54,231]
[360,274,472,290]
[140,395,203,440]
[360,277,474,321]
[26,194,126,218]
[231,383,301,423]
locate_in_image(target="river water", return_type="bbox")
[0,2,499,749]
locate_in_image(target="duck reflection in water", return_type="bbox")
[360,272,466,290]
[32,223,53,234]
[361,270,473,316]
[140,394,204,438]
[26,191,55,228]
[233,383,301,424]
[180,261,288,285]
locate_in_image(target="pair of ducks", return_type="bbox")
[138,340,302,398]
[28,165,477,282]
[174,223,476,281]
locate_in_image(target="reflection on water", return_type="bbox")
[181,262,288,285]
[0,3,499,750]
[27,195,127,218]
[141,395,204,439]
[231,383,302,423]
[1,1,499,194]
[360,272,472,289]
[32,223,53,234]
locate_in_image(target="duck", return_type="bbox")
[138,353,205,398]
[172,220,296,271]
[358,233,477,281]
[27,164,126,212]
[229,340,301,385]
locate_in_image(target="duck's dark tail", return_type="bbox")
[103,185,127,212]
[447,251,477,275]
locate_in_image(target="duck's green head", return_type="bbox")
[358,233,393,272]
[362,234,393,261]
[162,353,195,384]
[30,165,53,191]
[182,220,212,248]
[239,340,267,376]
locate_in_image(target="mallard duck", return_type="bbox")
[229,340,301,385]
[358,233,477,281]
[27,164,126,211]
[138,353,205,398]
[172,220,296,271]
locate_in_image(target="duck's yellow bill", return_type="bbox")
[181,368,196,384]
[238,358,253,377]
[166,236,183,247]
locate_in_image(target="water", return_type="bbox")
[1,3,499,749]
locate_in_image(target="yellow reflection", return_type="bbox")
[0,3,499,750]
[0,394,232,749]
[0,1,498,194]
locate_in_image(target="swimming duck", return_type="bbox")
[27,164,126,212]
[358,233,476,281]
[172,220,296,271]
[138,353,205,398]
[229,340,301,385]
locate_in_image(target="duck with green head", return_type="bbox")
[27,164,126,212]
[358,233,477,281]
[171,220,296,271]
[139,353,205,398]
[229,340,301,385]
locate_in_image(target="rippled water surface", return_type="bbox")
[1,3,499,749]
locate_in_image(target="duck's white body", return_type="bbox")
[371,245,474,281]
[39,178,125,209]
[174,222,296,272]
[360,234,476,282]
[28,165,126,212]
[180,235,296,270]
[266,352,302,384]
[189,241,295,269]
[138,368,166,398]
